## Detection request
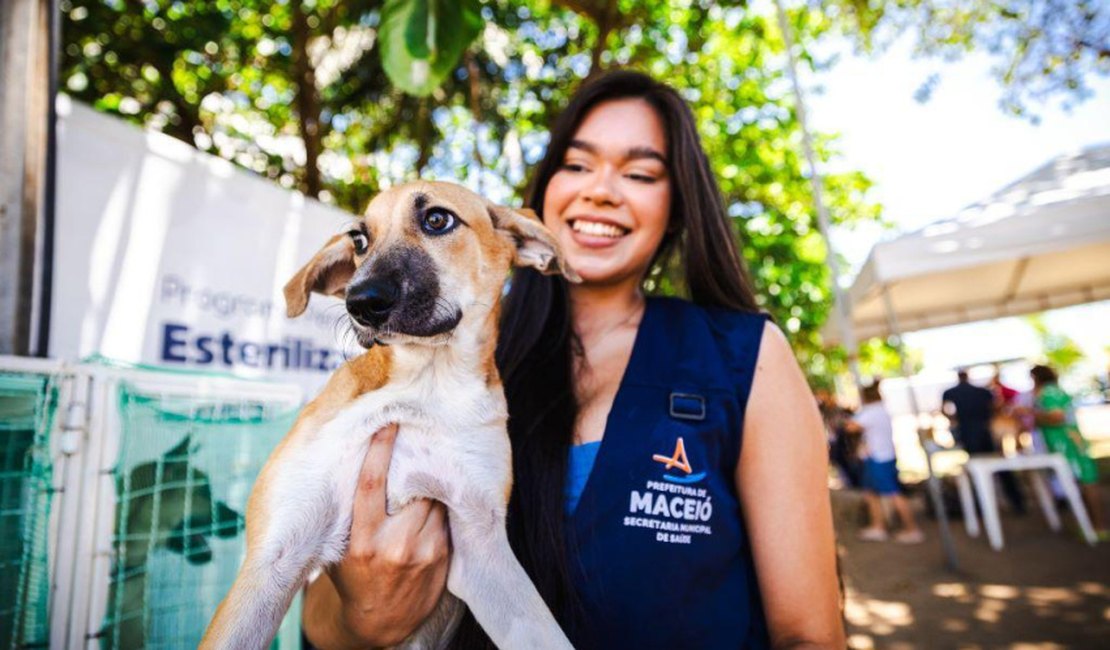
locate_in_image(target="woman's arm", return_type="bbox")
[737,323,845,649]
[302,424,451,649]
[1033,407,1066,426]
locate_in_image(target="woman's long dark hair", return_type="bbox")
[450,70,759,647]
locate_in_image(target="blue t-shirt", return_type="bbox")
[565,441,601,514]
[564,296,770,649]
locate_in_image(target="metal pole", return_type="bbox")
[773,0,862,388]
[38,0,60,358]
[882,286,960,571]
[0,0,53,356]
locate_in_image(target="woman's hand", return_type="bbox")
[302,424,451,649]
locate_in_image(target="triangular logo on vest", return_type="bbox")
[652,437,707,484]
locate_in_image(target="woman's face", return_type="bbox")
[542,98,672,287]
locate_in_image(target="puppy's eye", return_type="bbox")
[422,208,458,235]
[348,230,369,254]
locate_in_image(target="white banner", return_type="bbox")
[52,97,359,395]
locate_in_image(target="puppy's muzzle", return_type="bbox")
[347,277,400,328]
[344,246,462,344]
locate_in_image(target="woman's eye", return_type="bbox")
[627,173,657,183]
[561,163,588,173]
[349,231,369,254]
[422,208,458,235]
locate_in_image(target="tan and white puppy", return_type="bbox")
[201,181,578,650]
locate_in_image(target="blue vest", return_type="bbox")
[567,297,770,649]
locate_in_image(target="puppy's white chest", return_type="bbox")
[387,409,509,512]
[331,372,511,515]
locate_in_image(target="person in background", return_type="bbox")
[990,370,1018,408]
[845,383,925,543]
[942,369,1027,514]
[1030,364,1107,537]
[989,370,1021,453]
[1012,387,1043,453]
[817,388,861,488]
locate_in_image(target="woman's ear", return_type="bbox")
[283,233,357,317]
[487,203,581,282]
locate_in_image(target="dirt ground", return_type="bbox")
[836,481,1110,649]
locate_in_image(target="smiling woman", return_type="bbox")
[301,71,844,650]
[466,70,844,649]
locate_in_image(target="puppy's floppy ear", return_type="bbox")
[283,233,356,318]
[487,203,581,282]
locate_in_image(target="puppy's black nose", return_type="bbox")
[347,277,400,327]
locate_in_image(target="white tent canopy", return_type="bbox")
[840,144,1110,342]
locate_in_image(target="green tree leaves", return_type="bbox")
[380,0,483,96]
[60,0,890,385]
[1026,314,1085,375]
[827,0,1110,120]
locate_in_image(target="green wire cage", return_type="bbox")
[97,381,301,649]
[0,372,57,649]
[0,358,307,649]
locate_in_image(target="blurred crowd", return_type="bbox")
[818,364,1107,542]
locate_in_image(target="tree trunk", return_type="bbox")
[466,51,485,192]
[164,97,203,146]
[552,0,623,78]
[146,57,204,147]
[586,0,618,79]
[415,98,431,176]
[292,0,322,198]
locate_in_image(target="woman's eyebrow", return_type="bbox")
[568,139,666,163]
[567,139,598,155]
[626,146,666,164]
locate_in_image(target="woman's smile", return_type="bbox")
[567,216,631,246]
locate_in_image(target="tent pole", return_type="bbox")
[773,0,862,390]
[882,286,959,571]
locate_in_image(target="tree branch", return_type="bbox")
[551,0,609,22]
[292,0,322,198]
[1076,37,1110,59]
[415,97,431,176]
[150,59,203,146]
